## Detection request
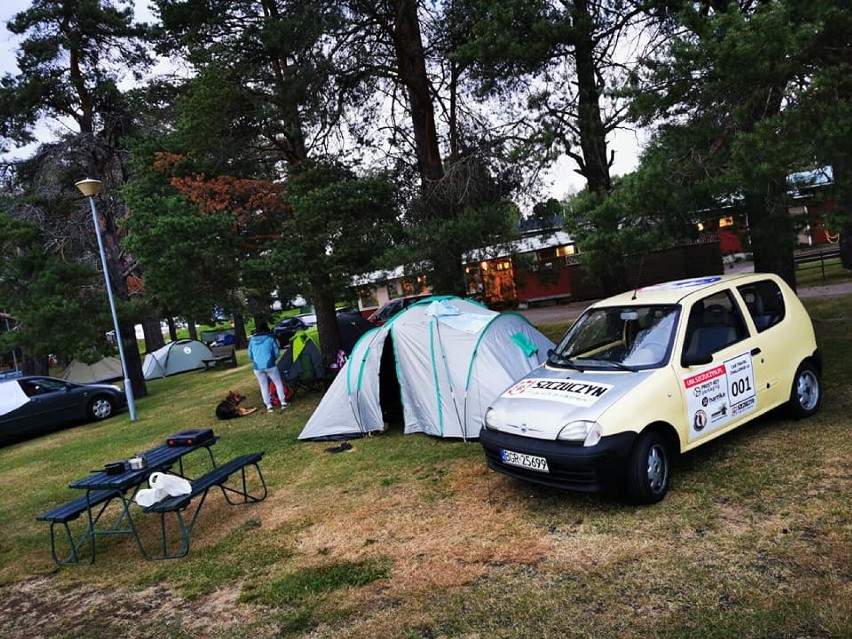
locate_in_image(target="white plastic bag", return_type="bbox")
[149,472,192,496]
[134,472,192,506]
[134,487,166,507]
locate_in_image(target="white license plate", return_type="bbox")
[500,448,549,473]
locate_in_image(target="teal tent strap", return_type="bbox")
[464,314,500,391]
[511,332,539,357]
[428,320,443,435]
[390,325,407,428]
[347,327,379,396]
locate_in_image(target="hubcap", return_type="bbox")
[647,444,667,493]
[797,370,819,411]
[92,400,111,419]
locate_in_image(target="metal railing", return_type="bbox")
[793,245,842,283]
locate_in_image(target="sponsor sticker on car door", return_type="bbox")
[683,352,757,441]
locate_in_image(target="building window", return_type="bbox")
[359,287,378,308]
[537,245,576,262]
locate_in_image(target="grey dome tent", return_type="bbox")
[62,356,123,384]
[298,297,555,441]
[142,339,213,380]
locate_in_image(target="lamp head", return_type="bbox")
[75,178,103,198]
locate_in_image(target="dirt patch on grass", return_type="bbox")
[290,463,554,596]
[0,577,258,639]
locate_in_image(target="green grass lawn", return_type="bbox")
[0,295,850,638]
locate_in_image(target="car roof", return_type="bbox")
[589,273,785,308]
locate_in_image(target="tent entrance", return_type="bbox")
[378,334,403,431]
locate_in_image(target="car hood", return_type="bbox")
[487,364,655,440]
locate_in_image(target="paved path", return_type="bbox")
[517,266,852,327]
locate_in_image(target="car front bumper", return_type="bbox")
[478,427,637,493]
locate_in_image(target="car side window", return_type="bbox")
[378,299,402,322]
[737,279,786,332]
[682,291,748,356]
[22,378,65,396]
[19,381,38,397]
[38,378,67,392]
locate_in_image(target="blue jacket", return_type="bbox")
[248,332,279,370]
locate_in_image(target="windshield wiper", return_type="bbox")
[604,361,639,372]
[547,349,585,371]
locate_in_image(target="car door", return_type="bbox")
[675,289,759,446]
[25,377,77,428]
[0,380,36,442]
[733,278,789,409]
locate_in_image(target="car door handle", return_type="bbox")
[751,347,761,356]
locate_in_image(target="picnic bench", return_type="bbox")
[142,452,266,559]
[35,435,267,565]
[202,344,238,370]
[36,489,121,566]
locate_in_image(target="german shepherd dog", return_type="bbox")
[216,390,257,420]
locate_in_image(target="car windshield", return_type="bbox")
[550,304,680,370]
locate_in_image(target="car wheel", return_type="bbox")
[788,361,821,419]
[625,430,670,505]
[88,396,115,421]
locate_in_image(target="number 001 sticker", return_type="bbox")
[683,352,757,441]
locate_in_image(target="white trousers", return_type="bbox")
[254,366,287,408]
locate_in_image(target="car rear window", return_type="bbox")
[737,279,786,333]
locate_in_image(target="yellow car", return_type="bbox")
[479,274,822,504]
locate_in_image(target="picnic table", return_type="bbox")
[202,344,238,369]
[36,432,266,565]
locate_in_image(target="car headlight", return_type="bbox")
[483,407,501,431]
[557,420,602,447]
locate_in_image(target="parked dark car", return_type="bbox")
[368,294,433,326]
[0,376,127,446]
[272,313,318,346]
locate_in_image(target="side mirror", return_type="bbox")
[681,352,713,367]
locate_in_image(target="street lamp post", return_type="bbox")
[75,178,137,421]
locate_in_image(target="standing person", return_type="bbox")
[248,320,288,412]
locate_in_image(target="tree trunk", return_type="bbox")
[188,321,198,341]
[167,317,178,342]
[21,352,49,376]
[392,0,444,186]
[119,318,147,399]
[747,183,797,291]
[310,272,342,366]
[840,225,852,270]
[572,0,622,295]
[97,197,148,399]
[572,0,612,196]
[233,312,248,349]
[142,313,165,353]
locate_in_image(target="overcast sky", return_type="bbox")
[0,1,643,197]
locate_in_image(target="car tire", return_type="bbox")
[788,361,821,419]
[88,395,115,421]
[625,430,670,505]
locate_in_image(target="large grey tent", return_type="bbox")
[298,297,555,441]
[142,339,213,380]
[62,356,123,384]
